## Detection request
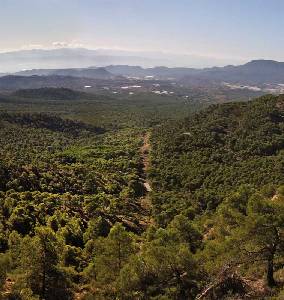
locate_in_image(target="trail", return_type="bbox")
[140,131,152,212]
[108,131,153,233]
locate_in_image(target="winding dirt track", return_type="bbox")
[140,132,152,210]
[141,132,152,192]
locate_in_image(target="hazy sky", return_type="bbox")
[1,0,284,61]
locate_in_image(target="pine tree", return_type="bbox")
[119,225,200,299]
[203,186,284,287]
[17,227,72,299]
[84,223,135,298]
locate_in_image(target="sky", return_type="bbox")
[0,0,284,63]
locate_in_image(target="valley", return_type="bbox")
[0,85,283,299]
[2,1,284,299]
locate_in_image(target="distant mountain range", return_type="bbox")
[3,59,284,86]
[105,60,284,85]
[0,48,158,73]
[0,48,243,73]
[1,48,283,86]
[15,67,115,80]
[185,60,284,85]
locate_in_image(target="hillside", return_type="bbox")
[0,112,148,227]
[0,112,104,134]
[13,88,94,101]
[0,75,118,91]
[150,94,284,222]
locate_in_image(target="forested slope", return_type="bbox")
[150,94,284,225]
[0,93,284,299]
[12,88,94,101]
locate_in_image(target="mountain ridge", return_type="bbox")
[7,59,284,86]
[14,67,115,79]
[0,47,244,72]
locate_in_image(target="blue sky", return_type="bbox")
[1,0,284,61]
